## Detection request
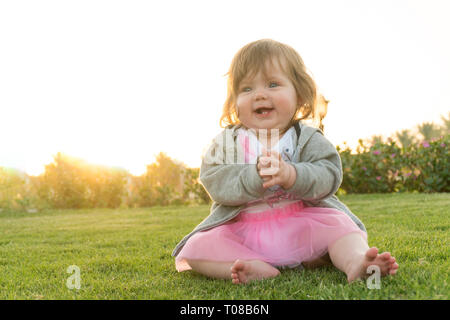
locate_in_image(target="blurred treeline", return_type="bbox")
[0,152,210,213]
[0,114,448,213]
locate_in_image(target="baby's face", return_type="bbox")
[236,59,298,134]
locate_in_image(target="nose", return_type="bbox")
[254,88,267,100]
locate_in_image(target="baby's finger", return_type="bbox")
[267,157,280,171]
[259,156,271,166]
[263,176,280,189]
[260,166,279,176]
[261,146,270,157]
[270,150,282,162]
[257,156,270,172]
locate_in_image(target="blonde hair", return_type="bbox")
[220,39,318,130]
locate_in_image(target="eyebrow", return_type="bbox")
[266,75,284,81]
[240,73,284,83]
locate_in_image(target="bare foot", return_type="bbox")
[346,247,399,283]
[230,259,280,284]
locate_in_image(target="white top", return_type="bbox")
[236,126,296,164]
[236,126,300,212]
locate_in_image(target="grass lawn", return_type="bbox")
[0,193,449,300]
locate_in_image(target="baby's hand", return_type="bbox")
[257,148,296,190]
[257,153,272,185]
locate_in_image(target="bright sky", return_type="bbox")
[1,0,449,176]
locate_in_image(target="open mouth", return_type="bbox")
[254,107,274,116]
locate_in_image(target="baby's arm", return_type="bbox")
[199,134,266,206]
[199,161,265,206]
[284,132,343,201]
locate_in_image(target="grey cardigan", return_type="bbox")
[172,122,366,257]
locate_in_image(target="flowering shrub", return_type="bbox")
[338,134,449,193]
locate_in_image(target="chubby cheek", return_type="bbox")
[236,96,252,115]
[276,95,298,115]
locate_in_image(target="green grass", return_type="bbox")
[0,193,449,300]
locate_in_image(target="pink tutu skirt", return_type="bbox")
[175,201,367,271]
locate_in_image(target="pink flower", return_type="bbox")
[441,143,446,147]
[362,167,367,171]
[373,150,381,155]
[391,153,396,158]
[422,141,430,148]
[376,176,381,180]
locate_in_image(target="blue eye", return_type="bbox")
[241,87,251,92]
[269,82,279,88]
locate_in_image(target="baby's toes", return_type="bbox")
[388,262,399,275]
[366,247,379,261]
[380,252,391,260]
[389,256,398,267]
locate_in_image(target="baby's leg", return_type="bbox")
[328,232,399,283]
[185,259,235,279]
[186,259,280,284]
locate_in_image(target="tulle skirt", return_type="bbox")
[175,201,367,271]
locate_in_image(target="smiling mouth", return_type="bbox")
[254,107,274,115]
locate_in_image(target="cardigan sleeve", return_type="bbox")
[198,130,267,206]
[284,131,343,201]
[199,160,266,206]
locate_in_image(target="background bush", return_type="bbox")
[338,134,449,194]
